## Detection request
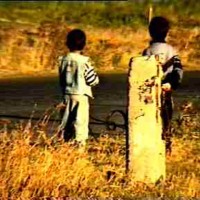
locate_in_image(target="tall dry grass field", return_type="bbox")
[0,106,199,199]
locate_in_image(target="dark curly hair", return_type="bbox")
[66,29,86,51]
[149,16,170,42]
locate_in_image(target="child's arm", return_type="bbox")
[84,59,99,86]
[58,56,66,93]
[162,55,183,90]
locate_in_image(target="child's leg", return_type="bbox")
[58,95,76,141]
[71,95,89,145]
[161,93,173,154]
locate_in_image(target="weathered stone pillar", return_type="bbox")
[127,55,165,183]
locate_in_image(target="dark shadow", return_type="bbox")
[0,71,199,132]
[177,70,200,92]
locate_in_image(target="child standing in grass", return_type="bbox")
[143,16,183,153]
[58,29,99,146]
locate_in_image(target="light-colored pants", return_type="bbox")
[59,95,89,144]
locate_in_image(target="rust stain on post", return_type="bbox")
[127,55,165,183]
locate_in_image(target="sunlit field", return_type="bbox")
[0,109,199,199]
[0,1,200,199]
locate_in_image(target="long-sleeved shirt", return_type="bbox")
[143,42,183,90]
[58,52,99,98]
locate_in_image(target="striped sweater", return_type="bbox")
[84,62,99,87]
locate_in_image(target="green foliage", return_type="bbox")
[0,1,199,28]
[150,0,200,27]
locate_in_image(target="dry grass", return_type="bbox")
[0,106,199,199]
[0,23,199,78]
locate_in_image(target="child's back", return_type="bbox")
[59,52,97,98]
[144,42,176,66]
[143,16,183,89]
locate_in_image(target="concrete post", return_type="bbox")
[127,55,165,183]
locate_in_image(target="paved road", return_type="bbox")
[0,71,199,132]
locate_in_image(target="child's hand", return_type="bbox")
[162,83,171,91]
[55,102,66,110]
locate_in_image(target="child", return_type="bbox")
[143,16,183,154]
[57,29,99,146]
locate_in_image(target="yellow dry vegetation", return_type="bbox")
[0,22,199,78]
[0,120,199,199]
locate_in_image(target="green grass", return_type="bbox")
[0,1,199,28]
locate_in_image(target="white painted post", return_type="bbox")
[127,55,165,183]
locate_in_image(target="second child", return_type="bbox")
[143,16,183,153]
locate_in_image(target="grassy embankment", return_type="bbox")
[0,1,199,74]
